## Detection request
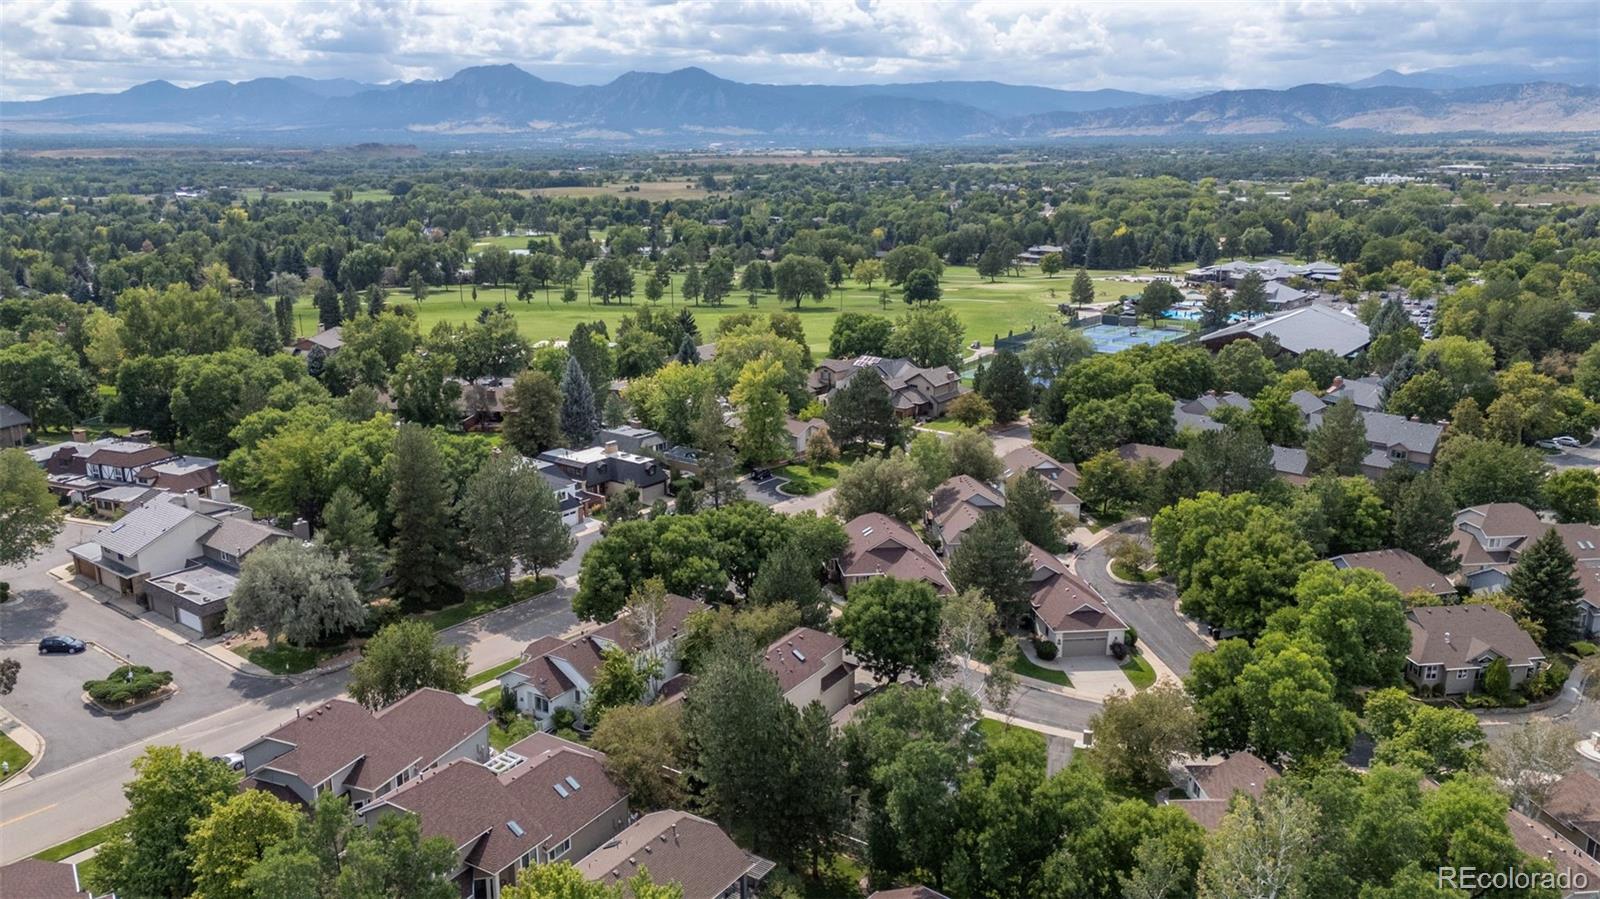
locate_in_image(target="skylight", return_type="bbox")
[507,820,525,837]
[565,776,581,791]
[553,783,570,798]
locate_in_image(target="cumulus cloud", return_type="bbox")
[0,0,1594,100]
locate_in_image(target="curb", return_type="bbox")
[434,580,568,636]
[0,706,46,790]
[83,683,180,716]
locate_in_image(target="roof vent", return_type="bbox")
[861,527,873,537]
[507,820,525,837]
[554,783,570,798]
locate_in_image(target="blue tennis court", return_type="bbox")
[1081,323,1186,353]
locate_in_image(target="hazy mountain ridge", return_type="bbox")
[3,65,1595,144]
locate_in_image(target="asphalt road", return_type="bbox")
[1075,522,1210,678]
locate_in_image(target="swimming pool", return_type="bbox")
[1079,323,1186,353]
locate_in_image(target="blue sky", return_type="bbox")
[2,0,1596,100]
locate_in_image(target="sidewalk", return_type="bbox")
[0,705,45,787]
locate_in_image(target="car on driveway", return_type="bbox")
[38,635,86,654]
[1554,435,1583,447]
[212,752,246,771]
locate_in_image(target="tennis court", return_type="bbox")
[1080,323,1186,353]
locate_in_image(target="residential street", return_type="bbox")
[0,523,596,863]
[1074,521,1210,678]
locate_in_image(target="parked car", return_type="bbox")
[38,635,86,654]
[1554,435,1582,447]
[212,752,246,771]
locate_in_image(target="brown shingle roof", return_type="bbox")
[930,475,1005,545]
[1542,770,1600,842]
[85,441,175,468]
[1189,751,1278,800]
[1116,443,1184,468]
[1508,809,1600,883]
[578,811,764,899]
[1406,604,1544,670]
[1027,543,1124,634]
[1329,548,1454,596]
[762,627,847,693]
[0,859,86,898]
[381,744,624,876]
[838,513,951,593]
[1001,445,1079,489]
[202,517,290,558]
[256,688,489,791]
[508,595,707,695]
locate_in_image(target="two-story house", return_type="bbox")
[597,425,667,455]
[83,441,177,484]
[1405,604,1545,697]
[1000,445,1081,518]
[498,594,705,730]
[142,516,291,636]
[761,627,854,717]
[0,403,30,447]
[239,688,492,809]
[835,513,951,595]
[1166,752,1280,830]
[537,443,668,503]
[362,733,628,899]
[809,356,964,420]
[1026,543,1128,655]
[578,811,774,899]
[1329,548,1457,601]
[928,475,1005,555]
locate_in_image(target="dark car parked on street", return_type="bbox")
[38,635,86,654]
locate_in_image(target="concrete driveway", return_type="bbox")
[1057,655,1135,701]
[1074,521,1210,678]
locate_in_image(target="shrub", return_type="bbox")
[551,707,578,732]
[1483,658,1511,701]
[1124,627,1139,651]
[83,665,172,706]
[1033,638,1059,661]
[1573,641,1598,658]
[1531,661,1571,700]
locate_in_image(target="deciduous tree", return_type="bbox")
[348,620,468,711]
[225,540,365,649]
[839,576,944,683]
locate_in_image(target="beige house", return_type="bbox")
[928,475,1005,555]
[1000,445,1081,518]
[762,627,854,717]
[363,732,628,899]
[1025,543,1128,655]
[578,811,773,899]
[835,513,951,595]
[810,356,963,420]
[783,418,829,460]
[1167,751,1280,830]
[239,688,492,809]
[1328,548,1456,600]
[1404,604,1545,696]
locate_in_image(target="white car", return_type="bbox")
[212,752,246,771]
[1554,435,1583,447]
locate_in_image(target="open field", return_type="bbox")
[292,264,1179,353]
[673,154,905,167]
[266,188,394,203]
[514,181,718,201]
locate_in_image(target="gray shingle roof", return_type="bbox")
[0,403,29,429]
[1407,604,1544,669]
[96,500,210,557]
[1204,305,1371,357]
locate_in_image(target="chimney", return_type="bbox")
[292,518,311,540]
[1331,375,1344,389]
[210,482,231,503]
[72,427,89,442]
[603,441,619,455]
[183,490,201,510]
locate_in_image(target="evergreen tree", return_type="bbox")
[365,284,386,317]
[947,512,1033,626]
[388,424,460,611]
[317,485,386,597]
[1231,272,1269,318]
[1507,528,1584,649]
[1390,473,1461,574]
[1306,398,1369,476]
[979,350,1032,424]
[560,354,598,447]
[315,280,341,331]
[682,264,703,305]
[341,283,360,321]
[273,295,295,344]
[1070,269,1095,310]
[1006,470,1066,551]
[823,369,900,453]
[748,540,829,627]
[1199,283,1231,330]
[693,388,741,509]
[676,334,700,365]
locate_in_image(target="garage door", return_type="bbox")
[1057,633,1106,657]
[177,609,203,633]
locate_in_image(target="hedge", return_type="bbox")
[83,665,173,706]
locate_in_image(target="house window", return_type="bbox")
[534,695,550,714]
[395,769,412,787]
[521,850,534,869]
[1457,670,1470,679]
[550,837,571,860]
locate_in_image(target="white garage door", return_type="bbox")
[177,608,203,633]
[1057,633,1106,657]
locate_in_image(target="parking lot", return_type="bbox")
[1,524,287,776]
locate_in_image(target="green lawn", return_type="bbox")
[1122,654,1157,690]
[231,642,345,675]
[488,716,536,751]
[290,264,1180,355]
[34,818,124,861]
[774,462,843,496]
[421,575,558,631]
[0,732,33,782]
[1012,650,1073,687]
[466,657,522,690]
[1110,560,1157,583]
[916,418,969,434]
[266,188,393,204]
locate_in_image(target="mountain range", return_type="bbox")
[3,65,1596,145]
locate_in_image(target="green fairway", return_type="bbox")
[292,264,1179,354]
[267,188,394,204]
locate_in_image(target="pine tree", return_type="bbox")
[947,512,1034,626]
[341,283,360,321]
[315,280,341,331]
[693,389,740,509]
[1508,528,1584,649]
[1070,268,1095,310]
[676,334,700,365]
[317,485,386,596]
[1390,473,1460,574]
[388,424,460,612]
[365,284,386,317]
[979,350,1032,423]
[560,355,597,447]
[1306,398,1369,477]
[1006,470,1066,551]
[1231,272,1269,318]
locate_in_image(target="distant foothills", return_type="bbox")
[3,63,1598,146]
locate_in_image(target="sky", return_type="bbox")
[1,0,1597,101]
